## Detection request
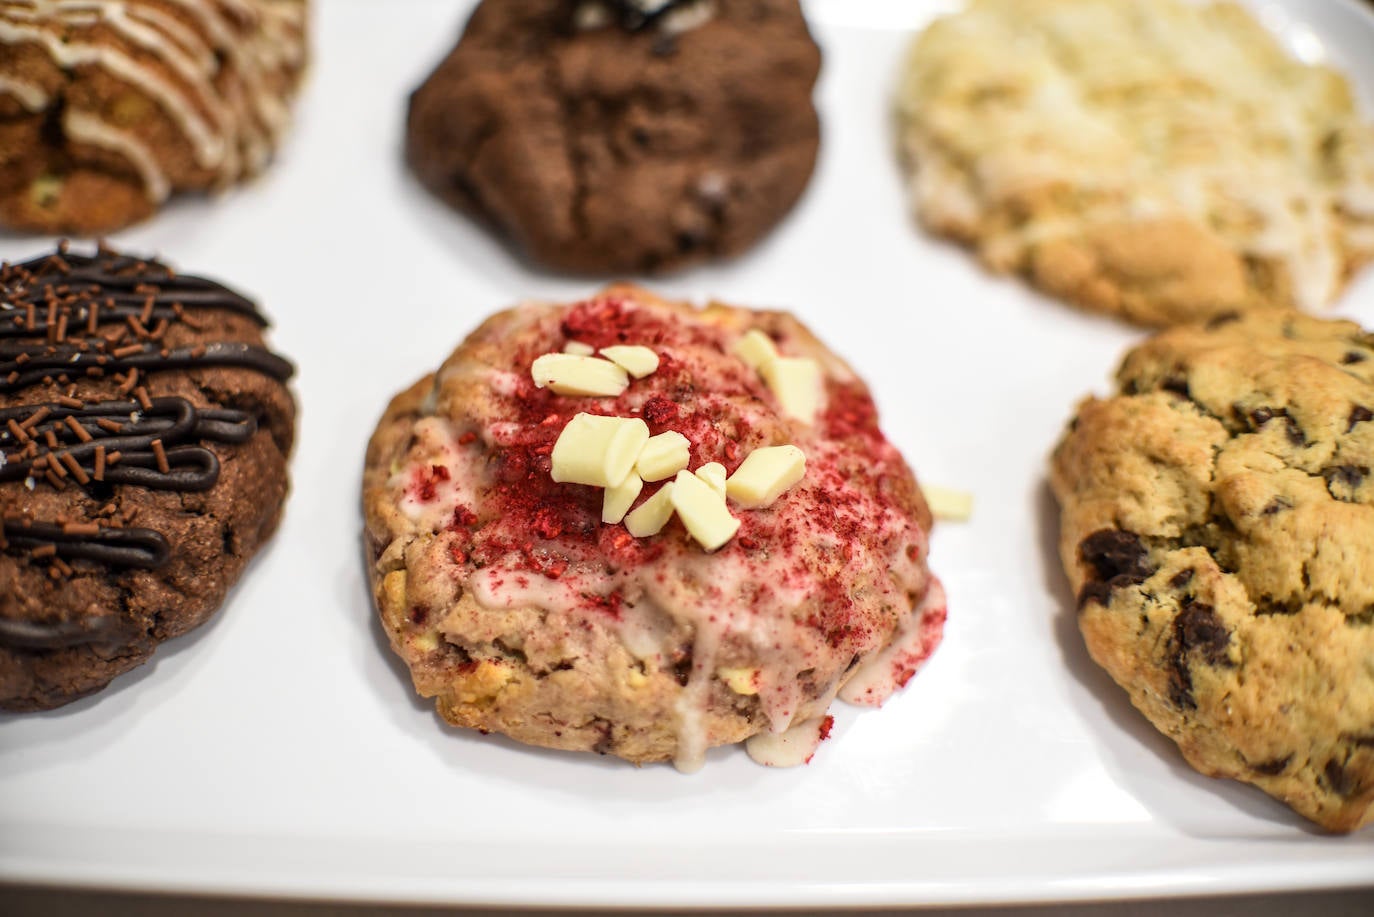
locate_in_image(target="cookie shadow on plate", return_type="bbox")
[0,538,275,775]
[1033,478,1317,834]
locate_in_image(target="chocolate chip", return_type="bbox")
[1077,529,1155,607]
[1169,568,1195,589]
[1256,597,1302,616]
[1167,599,1231,710]
[1322,464,1368,499]
[1161,376,1190,397]
[1324,758,1357,797]
[1284,415,1306,446]
[1252,755,1292,776]
[1078,581,1114,608]
[1245,406,1306,445]
[1204,311,1242,329]
[1341,351,1368,365]
[1261,497,1291,516]
[409,605,429,626]
[1177,600,1231,665]
[1080,530,1153,581]
[1349,405,1373,432]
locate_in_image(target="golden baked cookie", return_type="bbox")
[1051,310,1374,831]
[895,0,1374,325]
[363,286,946,770]
[0,0,309,234]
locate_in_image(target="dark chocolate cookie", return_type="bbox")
[0,244,296,711]
[0,1,309,235]
[405,0,821,274]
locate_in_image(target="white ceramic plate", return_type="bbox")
[3,0,1374,908]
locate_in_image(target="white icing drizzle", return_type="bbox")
[62,108,169,200]
[900,0,1374,310]
[396,409,942,773]
[0,0,306,200]
[745,715,830,768]
[839,579,947,707]
[385,302,946,772]
[0,72,48,109]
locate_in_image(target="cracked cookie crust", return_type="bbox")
[404,0,820,274]
[363,286,945,770]
[0,244,296,711]
[1051,310,1374,831]
[0,1,309,235]
[895,0,1374,326]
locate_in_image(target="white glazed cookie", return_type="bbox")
[895,0,1374,326]
[0,0,308,233]
[363,286,946,771]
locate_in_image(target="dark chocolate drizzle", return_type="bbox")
[1,520,171,569]
[0,340,292,392]
[1,396,256,491]
[0,611,124,651]
[1,248,292,393]
[0,250,266,338]
[1,245,291,651]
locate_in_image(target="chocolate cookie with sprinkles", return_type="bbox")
[0,243,295,711]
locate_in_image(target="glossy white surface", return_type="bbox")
[2,0,1373,907]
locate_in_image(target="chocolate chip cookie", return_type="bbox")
[363,285,945,770]
[1051,310,1374,831]
[1,244,296,711]
[0,1,309,235]
[405,0,821,274]
[895,0,1374,325]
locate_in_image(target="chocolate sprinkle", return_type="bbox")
[0,397,256,492]
[1,246,292,652]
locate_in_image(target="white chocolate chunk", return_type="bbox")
[599,345,660,379]
[625,482,676,537]
[635,431,691,482]
[670,469,740,552]
[531,353,629,397]
[760,356,823,423]
[727,445,806,508]
[603,473,645,524]
[733,329,778,370]
[718,666,760,695]
[563,340,595,356]
[551,413,650,488]
[696,462,727,497]
[921,484,974,521]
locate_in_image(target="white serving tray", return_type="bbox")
[2,0,1373,907]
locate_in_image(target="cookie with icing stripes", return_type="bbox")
[0,0,308,234]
